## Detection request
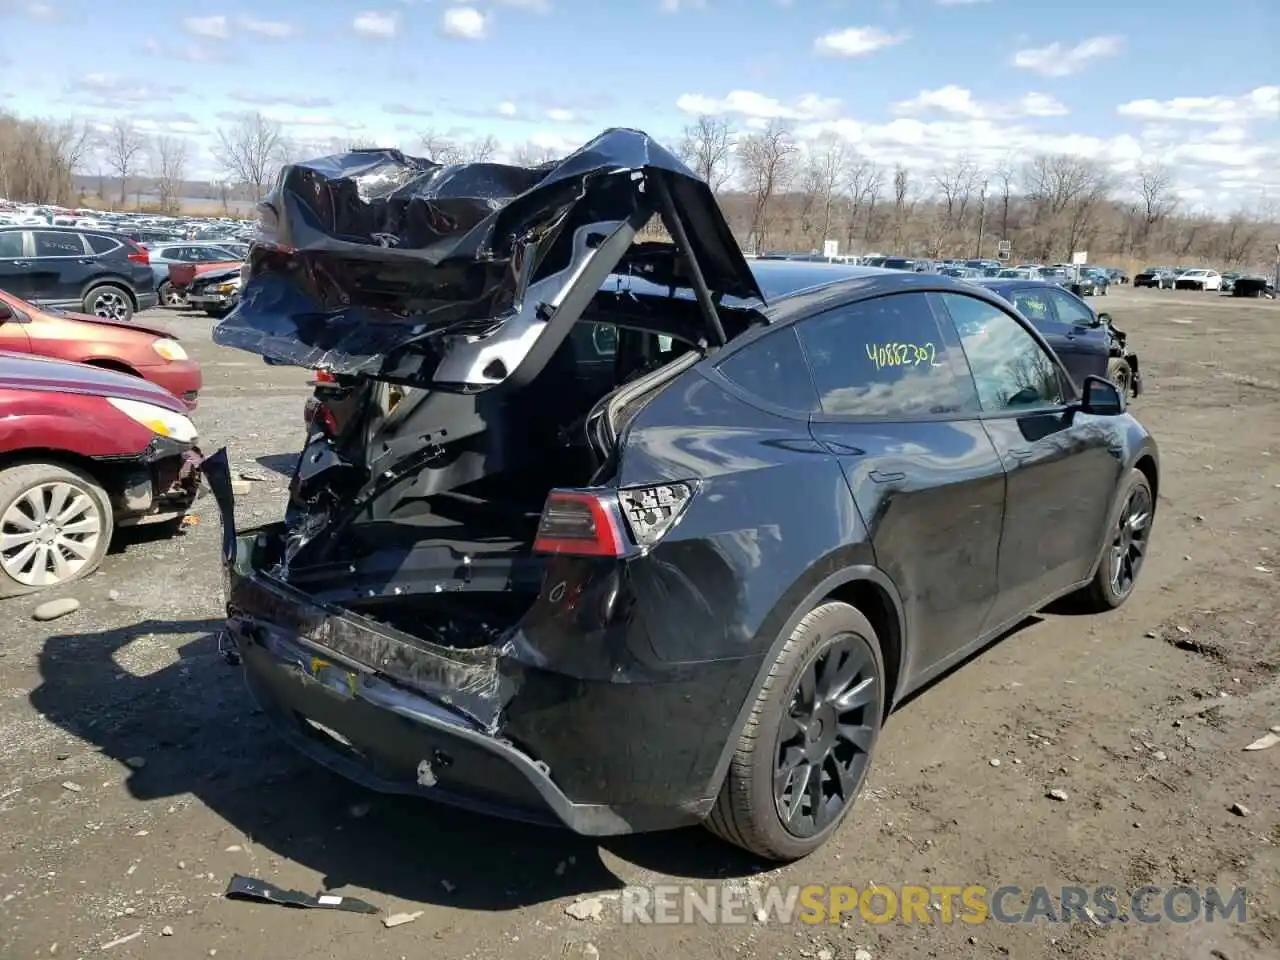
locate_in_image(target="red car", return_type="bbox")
[0,288,202,410]
[0,352,202,597]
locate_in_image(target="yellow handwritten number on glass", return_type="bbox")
[865,342,943,370]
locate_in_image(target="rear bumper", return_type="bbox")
[136,291,159,311]
[201,450,724,836]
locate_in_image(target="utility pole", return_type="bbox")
[974,179,988,259]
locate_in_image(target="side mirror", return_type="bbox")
[1096,312,1112,324]
[1080,375,1124,415]
[0,304,11,321]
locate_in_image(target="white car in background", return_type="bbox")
[1174,268,1222,291]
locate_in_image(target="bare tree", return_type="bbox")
[890,164,913,249]
[0,113,93,205]
[417,127,466,164]
[993,154,1017,247]
[1021,154,1112,259]
[843,155,882,249]
[510,142,561,166]
[149,135,188,214]
[105,119,145,206]
[932,156,981,249]
[797,133,846,250]
[677,115,736,194]
[1136,161,1178,251]
[214,111,287,199]
[466,134,499,162]
[738,119,798,252]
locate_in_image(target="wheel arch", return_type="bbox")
[82,357,141,378]
[0,448,119,495]
[703,561,908,800]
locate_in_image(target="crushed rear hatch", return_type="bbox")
[211,127,763,389]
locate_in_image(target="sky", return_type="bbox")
[1,0,1278,212]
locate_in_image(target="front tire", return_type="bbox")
[1072,469,1154,613]
[0,462,113,598]
[705,601,885,861]
[1106,357,1132,398]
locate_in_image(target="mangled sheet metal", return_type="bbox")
[212,128,762,383]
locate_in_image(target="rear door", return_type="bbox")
[0,230,35,298]
[934,290,1124,624]
[799,290,1007,677]
[27,231,92,304]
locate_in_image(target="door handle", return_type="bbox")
[1007,447,1033,461]
[869,470,905,483]
[11,261,29,267]
[78,258,95,264]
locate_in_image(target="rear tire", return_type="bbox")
[158,281,186,308]
[83,284,134,322]
[704,601,885,861]
[1071,469,1154,613]
[0,462,113,598]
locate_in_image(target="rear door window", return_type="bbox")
[33,232,87,257]
[1010,288,1052,329]
[717,325,819,413]
[795,291,977,418]
[85,233,122,255]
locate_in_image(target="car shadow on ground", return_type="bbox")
[28,618,772,913]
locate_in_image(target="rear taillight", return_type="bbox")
[125,240,149,265]
[534,491,624,557]
[533,482,694,557]
[310,369,336,386]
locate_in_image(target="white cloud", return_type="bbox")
[545,107,575,122]
[676,90,842,122]
[352,10,398,39]
[181,15,229,40]
[237,17,294,38]
[1011,35,1124,76]
[1115,86,1279,124]
[893,85,1068,120]
[441,6,487,39]
[497,101,519,117]
[25,2,55,19]
[497,0,551,10]
[660,0,707,10]
[813,27,907,57]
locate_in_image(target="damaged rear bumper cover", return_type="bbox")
[203,450,709,836]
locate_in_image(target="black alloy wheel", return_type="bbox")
[705,601,885,861]
[1072,469,1155,612]
[1109,483,1152,600]
[773,635,879,838]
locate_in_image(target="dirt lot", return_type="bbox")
[0,288,1277,960]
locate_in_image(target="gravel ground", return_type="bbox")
[0,289,1277,959]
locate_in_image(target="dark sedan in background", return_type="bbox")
[1134,267,1177,289]
[975,278,1141,397]
[1073,268,1110,296]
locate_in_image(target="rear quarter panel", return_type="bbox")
[613,366,875,667]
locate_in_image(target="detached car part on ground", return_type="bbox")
[0,352,201,596]
[207,129,1160,861]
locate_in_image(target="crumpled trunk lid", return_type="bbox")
[211,128,762,390]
